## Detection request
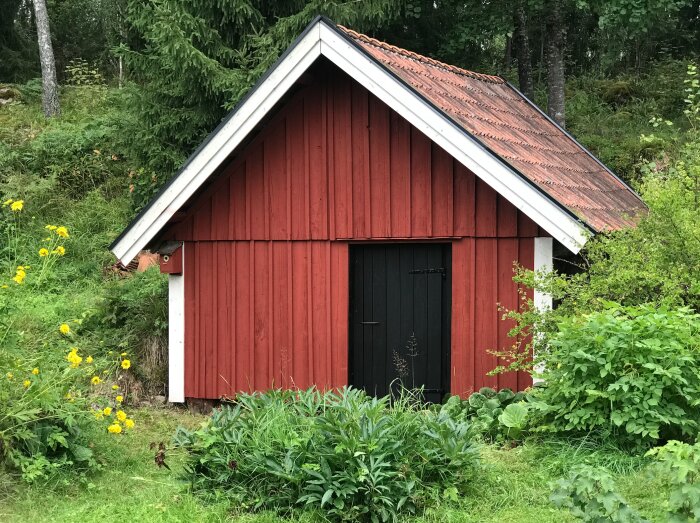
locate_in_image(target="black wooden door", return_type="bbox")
[349,243,451,403]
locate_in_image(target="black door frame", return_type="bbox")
[347,241,452,402]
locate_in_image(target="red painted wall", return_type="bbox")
[162,64,541,399]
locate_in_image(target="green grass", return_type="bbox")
[0,407,670,523]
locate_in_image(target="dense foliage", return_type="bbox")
[0,198,137,482]
[532,304,700,447]
[175,388,479,522]
[442,387,531,442]
[647,440,700,521]
[549,465,645,522]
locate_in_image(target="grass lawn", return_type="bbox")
[0,407,669,523]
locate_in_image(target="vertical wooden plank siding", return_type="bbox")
[169,67,539,399]
[184,241,348,397]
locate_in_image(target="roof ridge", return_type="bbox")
[337,25,505,85]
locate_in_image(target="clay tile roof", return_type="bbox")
[338,25,647,232]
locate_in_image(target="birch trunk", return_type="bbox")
[546,0,566,128]
[32,0,60,117]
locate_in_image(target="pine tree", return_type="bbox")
[122,0,404,176]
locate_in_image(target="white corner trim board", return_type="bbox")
[533,237,553,312]
[168,244,185,403]
[533,237,553,384]
[111,19,588,265]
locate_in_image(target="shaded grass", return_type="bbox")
[0,407,671,523]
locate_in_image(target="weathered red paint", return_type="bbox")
[161,64,541,399]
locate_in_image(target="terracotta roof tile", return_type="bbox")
[338,25,647,232]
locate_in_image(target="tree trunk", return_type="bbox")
[32,0,60,117]
[546,0,565,128]
[514,0,534,100]
[503,34,512,72]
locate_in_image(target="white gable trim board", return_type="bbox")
[110,18,589,265]
[111,25,323,264]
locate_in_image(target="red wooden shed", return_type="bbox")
[110,17,646,403]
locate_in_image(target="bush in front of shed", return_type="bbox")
[173,387,479,522]
[531,303,700,449]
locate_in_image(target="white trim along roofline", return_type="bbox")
[110,18,589,264]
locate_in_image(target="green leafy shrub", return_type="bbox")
[174,387,479,522]
[647,440,700,521]
[550,464,647,522]
[85,267,168,396]
[0,200,138,482]
[533,303,700,448]
[498,403,530,440]
[441,387,530,442]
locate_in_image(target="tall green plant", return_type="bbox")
[533,303,700,448]
[647,440,700,522]
[550,464,647,522]
[174,387,479,522]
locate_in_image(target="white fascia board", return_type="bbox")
[168,243,185,403]
[111,25,323,264]
[113,19,589,263]
[319,23,587,254]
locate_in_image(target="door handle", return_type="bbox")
[360,321,380,325]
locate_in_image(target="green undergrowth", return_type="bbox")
[0,407,670,523]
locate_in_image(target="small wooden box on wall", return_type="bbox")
[159,242,183,275]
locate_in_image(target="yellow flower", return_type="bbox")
[6,372,13,380]
[10,200,23,212]
[45,225,57,230]
[3,199,12,206]
[12,268,26,285]
[65,392,73,400]
[91,376,101,385]
[55,226,69,238]
[23,379,30,388]
[116,410,127,422]
[121,359,131,370]
[103,407,112,416]
[124,419,135,430]
[115,395,123,403]
[86,356,93,364]
[38,248,49,257]
[107,423,122,434]
[111,384,119,390]
[31,368,39,375]
[120,352,127,356]
[52,246,66,256]
[66,348,82,368]
[59,323,71,335]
